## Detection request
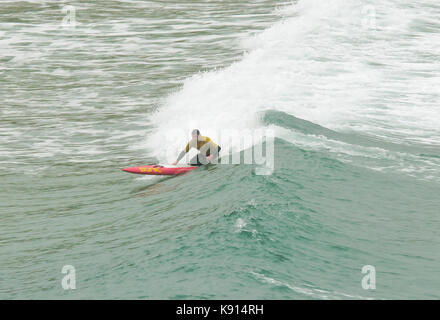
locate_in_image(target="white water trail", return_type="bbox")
[146,0,440,163]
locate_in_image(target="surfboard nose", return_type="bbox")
[122,167,138,173]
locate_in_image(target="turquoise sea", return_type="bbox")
[1,0,439,299]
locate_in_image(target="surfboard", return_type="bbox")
[122,164,198,175]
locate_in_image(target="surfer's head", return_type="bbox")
[191,129,200,140]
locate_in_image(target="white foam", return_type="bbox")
[146,0,440,163]
[250,271,375,300]
[234,218,247,233]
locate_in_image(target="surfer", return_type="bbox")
[172,129,221,166]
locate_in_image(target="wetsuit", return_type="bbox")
[176,136,221,166]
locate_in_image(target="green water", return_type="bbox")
[1,0,440,299]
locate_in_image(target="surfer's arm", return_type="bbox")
[173,142,190,165]
[174,150,186,164]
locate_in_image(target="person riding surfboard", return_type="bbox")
[172,129,221,166]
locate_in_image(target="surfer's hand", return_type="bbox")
[206,155,213,161]
[172,162,177,166]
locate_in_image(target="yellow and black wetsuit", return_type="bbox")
[177,136,221,165]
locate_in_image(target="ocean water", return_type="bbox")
[1,0,439,299]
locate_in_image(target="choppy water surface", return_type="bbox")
[1,0,439,299]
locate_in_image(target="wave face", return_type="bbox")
[148,0,440,173]
[142,0,440,300]
[1,0,440,299]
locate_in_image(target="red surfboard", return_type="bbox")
[122,164,198,175]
